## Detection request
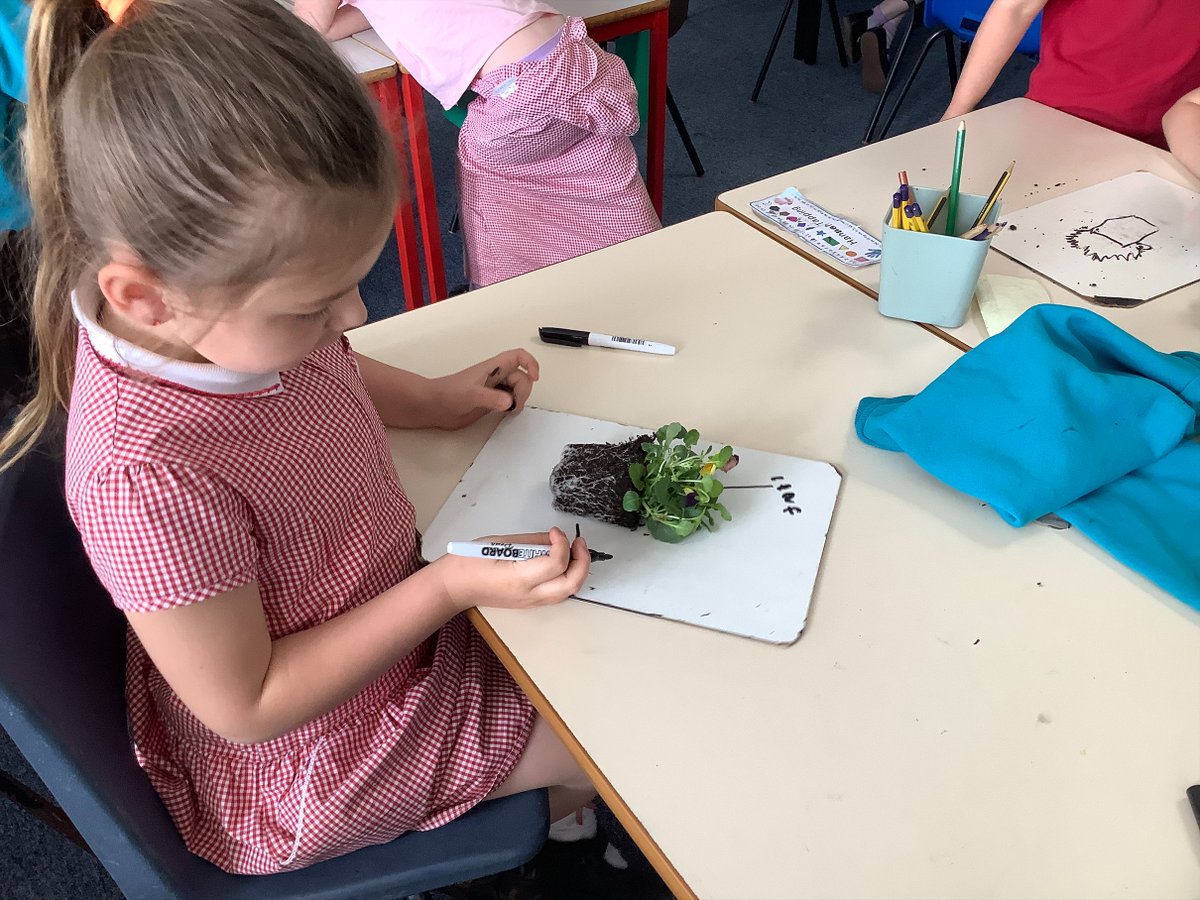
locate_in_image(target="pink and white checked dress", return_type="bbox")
[63,295,535,875]
[458,16,661,286]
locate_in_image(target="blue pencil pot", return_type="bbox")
[878,186,1001,328]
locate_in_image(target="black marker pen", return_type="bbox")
[538,326,675,356]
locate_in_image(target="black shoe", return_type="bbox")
[841,10,870,64]
[860,25,890,93]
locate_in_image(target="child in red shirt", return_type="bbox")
[943,0,1200,148]
[3,0,595,875]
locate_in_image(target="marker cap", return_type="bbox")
[538,326,588,348]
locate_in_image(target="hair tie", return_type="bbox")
[97,0,135,23]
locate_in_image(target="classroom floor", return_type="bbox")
[0,0,1033,895]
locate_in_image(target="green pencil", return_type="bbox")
[945,121,966,236]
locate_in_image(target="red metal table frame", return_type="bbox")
[369,4,669,310]
[586,3,669,220]
[371,75,447,311]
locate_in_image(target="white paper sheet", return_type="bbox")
[990,172,1200,304]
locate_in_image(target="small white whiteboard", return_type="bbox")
[991,172,1200,304]
[424,409,842,644]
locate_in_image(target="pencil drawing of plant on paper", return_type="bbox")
[1066,215,1158,262]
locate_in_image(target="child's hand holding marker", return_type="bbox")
[436,527,591,610]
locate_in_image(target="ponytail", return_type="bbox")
[0,0,393,474]
[0,0,106,470]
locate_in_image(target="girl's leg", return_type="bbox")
[861,0,922,92]
[485,715,596,820]
[875,0,913,23]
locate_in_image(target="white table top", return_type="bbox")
[331,35,395,81]
[552,0,668,22]
[717,99,1200,352]
[350,213,1200,900]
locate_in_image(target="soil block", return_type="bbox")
[548,434,652,529]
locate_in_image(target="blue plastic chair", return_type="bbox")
[0,430,548,900]
[862,0,1042,143]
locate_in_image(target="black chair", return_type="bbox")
[862,0,1042,143]
[0,429,549,899]
[751,0,849,103]
[666,0,704,177]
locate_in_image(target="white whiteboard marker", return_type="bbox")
[446,541,613,562]
[538,326,675,356]
[447,541,551,561]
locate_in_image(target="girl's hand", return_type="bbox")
[436,527,589,611]
[428,349,540,431]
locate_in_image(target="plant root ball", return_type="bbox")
[548,434,652,529]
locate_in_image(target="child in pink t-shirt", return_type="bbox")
[295,0,661,287]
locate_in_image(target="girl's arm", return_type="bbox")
[941,0,1047,121]
[1163,88,1200,183]
[294,0,369,41]
[127,529,589,744]
[355,349,539,430]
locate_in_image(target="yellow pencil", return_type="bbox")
[906,202,929,232]
[926,191,948,230]
[972,160,1015,230]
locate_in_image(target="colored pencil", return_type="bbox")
[945,121,966,235]
[905,202,928,232]
[926,191,948,230]
[972,160,1015,229]
[960,221,1005,240]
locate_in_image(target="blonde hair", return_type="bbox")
[0,0,396,470]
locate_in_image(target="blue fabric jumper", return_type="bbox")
[0,0,28,232]
[856,304,1200,610]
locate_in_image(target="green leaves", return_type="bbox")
[628,463,646,490]
[655,422,683,444]
[621,423,735,543]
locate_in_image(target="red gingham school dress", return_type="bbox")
[62,296,536,874]
[458,16,661,287]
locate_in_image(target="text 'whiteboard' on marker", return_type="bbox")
[991,172,1200,304]
[423,408,842,644]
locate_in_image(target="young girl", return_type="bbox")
[940,0,1200,149]
[2,0,598,875]
[294,0,662,288]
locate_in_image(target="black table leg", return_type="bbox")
[795,0,820,65]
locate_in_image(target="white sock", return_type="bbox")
[603,842,629,869]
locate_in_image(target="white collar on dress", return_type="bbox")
[71,291,283,397]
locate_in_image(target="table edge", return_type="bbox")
[578,0,670,29]
[713,198,971,352]
[467,608,698,900]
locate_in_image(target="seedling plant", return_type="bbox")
[621,423,734,543]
